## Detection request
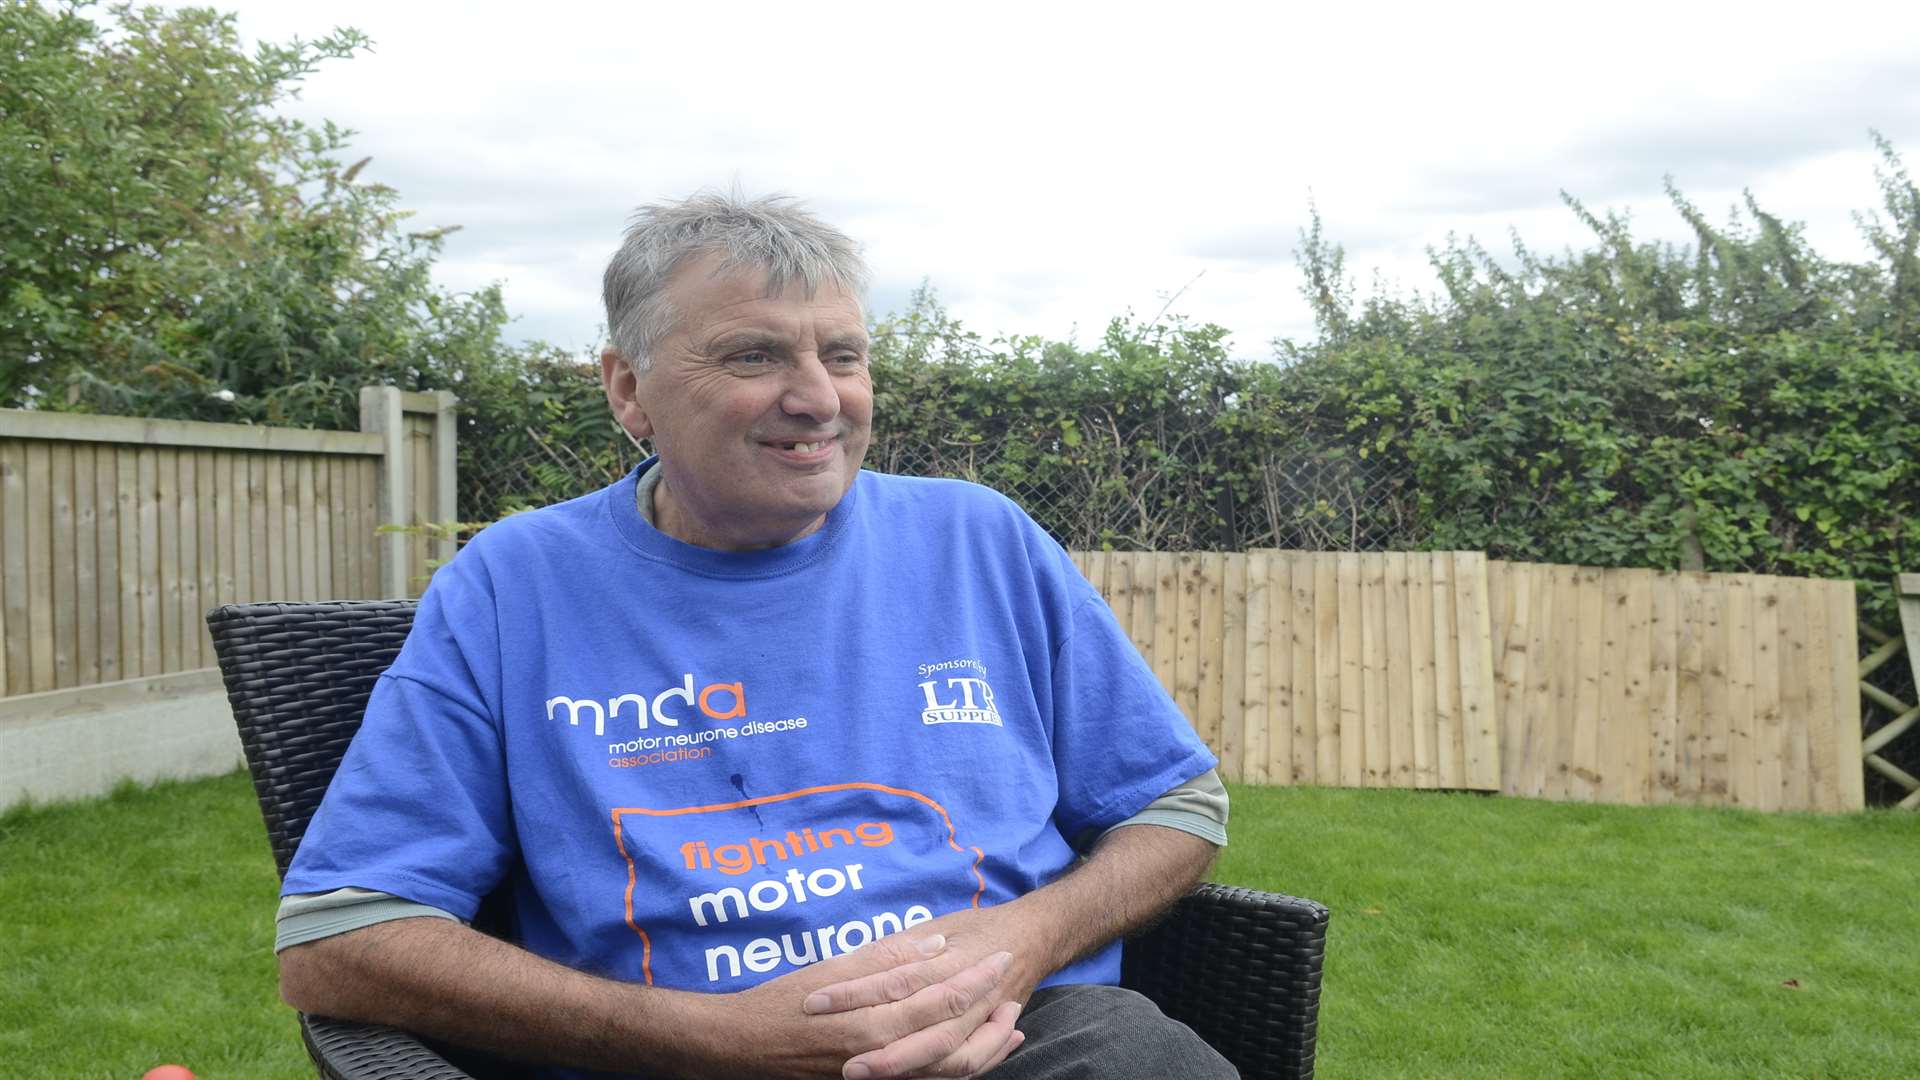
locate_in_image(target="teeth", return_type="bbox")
[789,441,826,453]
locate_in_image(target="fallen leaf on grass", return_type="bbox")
[1360,906,1383,916]
[1780,979,1801,990]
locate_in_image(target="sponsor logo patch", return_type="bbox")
[915,659,1002,726]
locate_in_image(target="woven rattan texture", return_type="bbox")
[305,1016,482,1080]
[1123,883,1329,1079]
[211,600,1326,1080]
[208,601,418,878]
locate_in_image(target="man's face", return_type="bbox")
[601,254,872,551]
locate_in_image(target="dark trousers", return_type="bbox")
[989,985,1239,1079]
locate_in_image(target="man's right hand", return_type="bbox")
[677,931,1026,1080]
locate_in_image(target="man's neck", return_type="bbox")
[640,466,825,552]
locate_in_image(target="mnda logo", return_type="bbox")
[546,674,746,736]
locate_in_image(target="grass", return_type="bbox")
[2,774,1916,1079]
[0,772,307,1080]
[1217,785,1920,1079]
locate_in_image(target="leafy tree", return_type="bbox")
[1,0,537,426]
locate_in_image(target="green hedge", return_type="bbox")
[1273,139,1919,627]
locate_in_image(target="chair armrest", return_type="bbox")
[300,1014,488,1080]
[1121,882,1329,1080]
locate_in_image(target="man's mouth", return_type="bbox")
[769,439,832,453]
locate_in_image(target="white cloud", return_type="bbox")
[186,0,1920,358]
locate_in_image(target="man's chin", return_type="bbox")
[787,481,855,523]
[770,460,858,500]
[741,475,855,535]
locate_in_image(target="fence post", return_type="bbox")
[1900,575,1920,691]
[359,386,461,598]
[359,386,409,599]
[432,389,459,569]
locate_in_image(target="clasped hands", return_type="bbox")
[691,904,1051,1080]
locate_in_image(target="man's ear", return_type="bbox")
[601,348,655,440]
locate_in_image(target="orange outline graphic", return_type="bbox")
[610,782,986,985]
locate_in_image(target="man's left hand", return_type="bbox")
[805,824,1219,1079]
[805,902,1056,1079]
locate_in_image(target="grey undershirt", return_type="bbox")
[274,467,1229,953]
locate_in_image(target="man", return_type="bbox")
[274,193,1236,1080]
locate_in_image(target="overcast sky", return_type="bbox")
[191,0,1920,360]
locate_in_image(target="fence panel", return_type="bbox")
[0,409,439,697]
[1483,562,1860,812]
[1071,551,1861,811]
[1081,550,1505,793]
[0,399,455,810]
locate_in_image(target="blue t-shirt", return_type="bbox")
[286,464,1216,1028]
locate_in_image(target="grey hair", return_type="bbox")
[601,191,871,372]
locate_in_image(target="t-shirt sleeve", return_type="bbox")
[280,569,517,921]
[274,888,460,952]
[1046,586,1220,842]
[1086,766,1229,850]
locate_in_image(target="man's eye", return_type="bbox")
[829,352,867,367]
[731,351,774,367]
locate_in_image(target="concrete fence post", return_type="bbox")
[432,389,459,569]
[358,386,461,598]
[359,386,410,599]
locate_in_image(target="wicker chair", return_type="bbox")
[208,600,1328,1080]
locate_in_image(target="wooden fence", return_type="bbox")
[1070,550,1504,792]
[1486,563,1861,813]
[0,388,455,699]
[1069,550,1865,812]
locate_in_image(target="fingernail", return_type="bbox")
[803,992,831,1014]
[917,933,947,955]
[990,951,1013,973]
[844,1064,872,1080]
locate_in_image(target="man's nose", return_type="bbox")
[779,354,841,423]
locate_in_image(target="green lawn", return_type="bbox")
[3,773,1916,1079]
[0,772,305,1080]
[1218,785,1920,1079]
